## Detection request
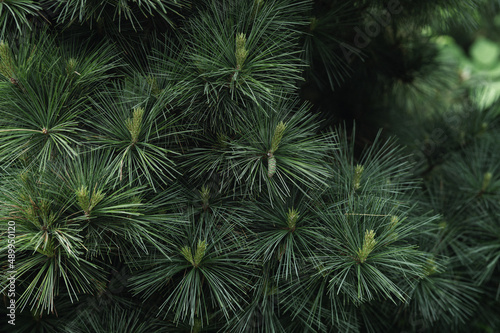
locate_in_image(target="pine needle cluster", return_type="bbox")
[0,0,498,332]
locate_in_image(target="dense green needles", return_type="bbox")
[1,0,499,332]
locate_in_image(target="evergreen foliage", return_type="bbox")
[1,0,499,332]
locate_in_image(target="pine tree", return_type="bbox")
[1,0,499,332]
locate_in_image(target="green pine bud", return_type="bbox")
[390,215,399,228]
[423,257,438,276]
[128,195,142,213]
[76,185,105,216]
[180,246,194,266]
[271,121,286,153]
[388,215,399,240]
[180,240,207,268]
[192,318,202,333]
[354,164,364,190]
[146,75,161,96]
[200,185,210,211]
[76,185,90,215]
[357,230,376,263]
[125,107,144,144]
[481,172,492,192]
[438,220,447,229]
[235,33,248,69]
[194,240,207,267]
[268,153,276,178]
[89,188,105,211]
[0,41,15,81]
[66,58,78,76]
[287,208,299,231]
